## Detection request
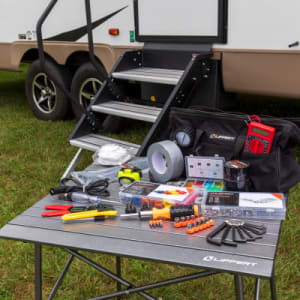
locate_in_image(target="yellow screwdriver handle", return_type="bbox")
[62,210,117,221]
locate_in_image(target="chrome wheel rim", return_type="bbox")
[32,73,57,114]
[79,78,102,109]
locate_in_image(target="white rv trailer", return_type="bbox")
[0,0,138,119]
[0,0,300,120]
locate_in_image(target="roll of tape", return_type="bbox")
[147,140,184,183]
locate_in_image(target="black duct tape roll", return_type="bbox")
[224,160,250,191]
[147,140,184,183]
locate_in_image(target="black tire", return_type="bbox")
[71,62,123,133]
[71,62,107,119]
[25,59,71,121]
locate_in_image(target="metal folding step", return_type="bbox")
[91,101,162,123]
[112,67,184,85]
[69,133,140,154]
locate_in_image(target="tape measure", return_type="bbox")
[118,165,142,186]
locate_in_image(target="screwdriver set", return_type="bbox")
[120,204,199,221]
[174,215,205,228]
[206,219,266,247]
[173,215,214,234]
[148,220,163,229]
[186,219,214,234]
[119,181,197,207]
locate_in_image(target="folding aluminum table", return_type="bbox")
[0,183,280,300]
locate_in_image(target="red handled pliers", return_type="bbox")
[41,205,74,217]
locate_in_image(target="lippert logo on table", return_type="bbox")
[203,256,257,267]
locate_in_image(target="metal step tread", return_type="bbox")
[91,101,162,123]
[69,133,140,153]
[112,67,184,85]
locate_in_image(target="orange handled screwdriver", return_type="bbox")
[120,204,199,221]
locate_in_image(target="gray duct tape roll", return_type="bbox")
[147,140,184,183]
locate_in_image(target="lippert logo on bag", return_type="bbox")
[209,133,236,141]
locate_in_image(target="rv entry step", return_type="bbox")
[69,133,140,154]
[112,67,184,85]
[91,101,162,123]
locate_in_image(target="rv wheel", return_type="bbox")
[71,62,106,119]
[71,62,123,132]
[26,59,71,121]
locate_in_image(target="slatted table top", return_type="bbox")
[0,182,281,279]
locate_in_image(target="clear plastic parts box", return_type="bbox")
[184,156,225,201]
[119,181,197,208]
[201,191,286,220]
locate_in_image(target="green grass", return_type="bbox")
[0,65,299,299]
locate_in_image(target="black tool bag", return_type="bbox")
[168,107,300,193]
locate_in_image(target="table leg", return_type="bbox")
[60,148,84,181]
[48,255,74,300]
[234,274,244,300]
[254,278,260,300]
[270,275,277,300]
[35,243,42,300]
[116,256,121,300]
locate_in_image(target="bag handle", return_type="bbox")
[233,136,246,159]
[192,129,205,155]
[188,105,223,113]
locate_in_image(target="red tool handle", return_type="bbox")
[45,205,73,210]
[41,210,70,217]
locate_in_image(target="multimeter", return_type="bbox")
[244,121,276,154]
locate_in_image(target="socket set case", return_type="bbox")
[184,156,225,201]
[201,192,286,220]
[119,181,197,207]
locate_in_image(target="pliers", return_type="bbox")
[41,205,97,217]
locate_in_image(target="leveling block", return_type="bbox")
[119,181,197,207]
